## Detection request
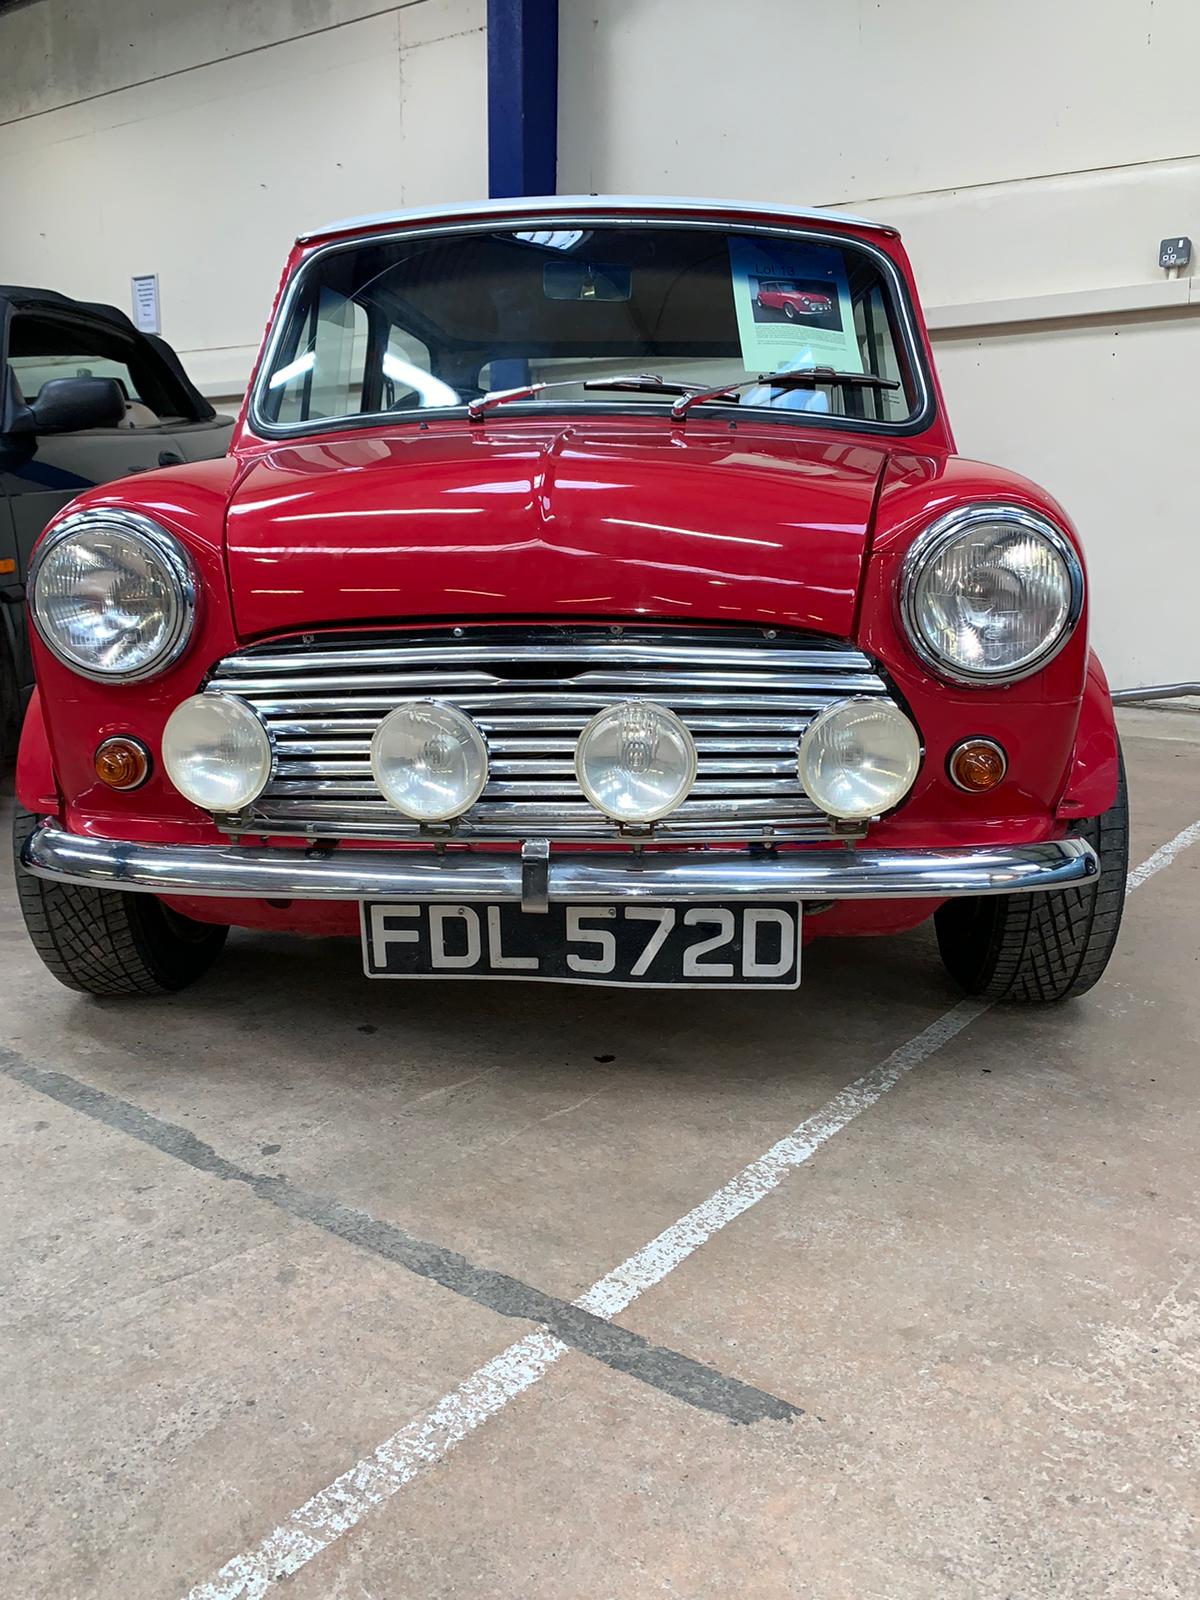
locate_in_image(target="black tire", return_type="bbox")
[935,745,1129,1003]
[12,806,228,996]
[784,302,798,321]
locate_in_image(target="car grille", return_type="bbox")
[206,625,892,843]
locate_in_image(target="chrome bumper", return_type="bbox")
[21,823,1098,904]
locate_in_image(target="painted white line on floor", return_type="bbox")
[1126,818,1200,891]
[186,1000,986,1600]
[185,820,1200,1600]
[189,1331,565,1600]
[575,998,988,1318]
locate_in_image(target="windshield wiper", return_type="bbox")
[465,372,732,420]
[583,373,738,399]
[465,367,898,421]
[669,368,900,419]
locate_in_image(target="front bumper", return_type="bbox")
[21,824,1098,905]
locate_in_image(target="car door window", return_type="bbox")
[269,290,370,423]
[7,313,168,428]
[10,349,144,405]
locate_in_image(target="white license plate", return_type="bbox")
[360,901,802,989]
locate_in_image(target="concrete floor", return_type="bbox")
[1,707,1197,1600]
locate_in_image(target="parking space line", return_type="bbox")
[179,816,1200,1599]
[575,999,988,1318]
[1126,817,1200,890]
[182,1008,991,1600]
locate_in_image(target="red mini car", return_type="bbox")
[13,198,1125,1001]
[755,279,834,319]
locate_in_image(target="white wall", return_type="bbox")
[0,0,488,402]
[2,0,1197,686]
[557,0,1200,689]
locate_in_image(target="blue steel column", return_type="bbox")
[487,0,559,198]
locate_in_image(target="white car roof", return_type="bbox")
[298,194,894,244]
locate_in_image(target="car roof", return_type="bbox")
[297,194,896,245]
[0,285,216,422]
[0,284,138,333]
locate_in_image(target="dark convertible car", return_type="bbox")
[0,286,233,753]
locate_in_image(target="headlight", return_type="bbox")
[163,694,274,812]
[576,700,697,824]
[797,698,921,820]
[900,504,1083,683]
[29,510,196,681]
[371,701,489,822]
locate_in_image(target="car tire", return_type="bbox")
[11,805,229,996]
[784,303,797,321]
[934,744,1129,1003]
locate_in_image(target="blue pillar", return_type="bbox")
[487,0,559,199]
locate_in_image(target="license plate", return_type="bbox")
[360,901,802,988]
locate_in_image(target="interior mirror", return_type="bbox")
[543,261,632,302]
[25,376,127,434]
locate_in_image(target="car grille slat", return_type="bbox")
[207,625,895,843]
[233,689,871,719]
[210,668,884,697]
[272,735,803,759]
[273,754,802,780]
[213,639,872,674]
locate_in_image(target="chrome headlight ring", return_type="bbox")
[29,508,198,683]
[899,503,1084,686]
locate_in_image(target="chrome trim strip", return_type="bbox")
[898,503,1085,687]
[212,640,876,672]
[248,216,933,442]
[209,668,887,695]
[22,825,1098,903]
[296,195,897,244]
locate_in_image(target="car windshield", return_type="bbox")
[257,223,921,432]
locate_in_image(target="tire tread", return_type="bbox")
[935,746,1128,1005]
[12,807,227,996]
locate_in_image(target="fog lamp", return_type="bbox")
[948,737,1007,793]
[162,694,273,812]
[575,700,697,824]
[94,736,151,791]
[371,701,489,822]
[797,698,921,820]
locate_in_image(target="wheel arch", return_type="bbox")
[15,688,59,814]
[1056,650,1120,822]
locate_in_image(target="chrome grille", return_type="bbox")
[206,625,892,842]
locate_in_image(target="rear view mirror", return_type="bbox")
[23,376,126,435]
[543,261,632,302]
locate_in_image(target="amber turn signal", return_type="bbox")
[948,737,1007,793]
[94,736,151,791]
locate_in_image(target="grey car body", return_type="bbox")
[0,286,233,746]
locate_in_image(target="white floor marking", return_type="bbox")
[185,820,1200,1600]
[575,999,988,1318]
[1125,818,1200,891]
[189,1332,566,1600]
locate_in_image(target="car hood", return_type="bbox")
[225,419,890,639]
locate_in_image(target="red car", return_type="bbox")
[756,279,835,319]
[13,198,1125,1002]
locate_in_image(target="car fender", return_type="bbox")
[15,688,59,814]
[1056,650,1120,821]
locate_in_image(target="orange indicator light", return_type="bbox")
[94,736,151,791]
